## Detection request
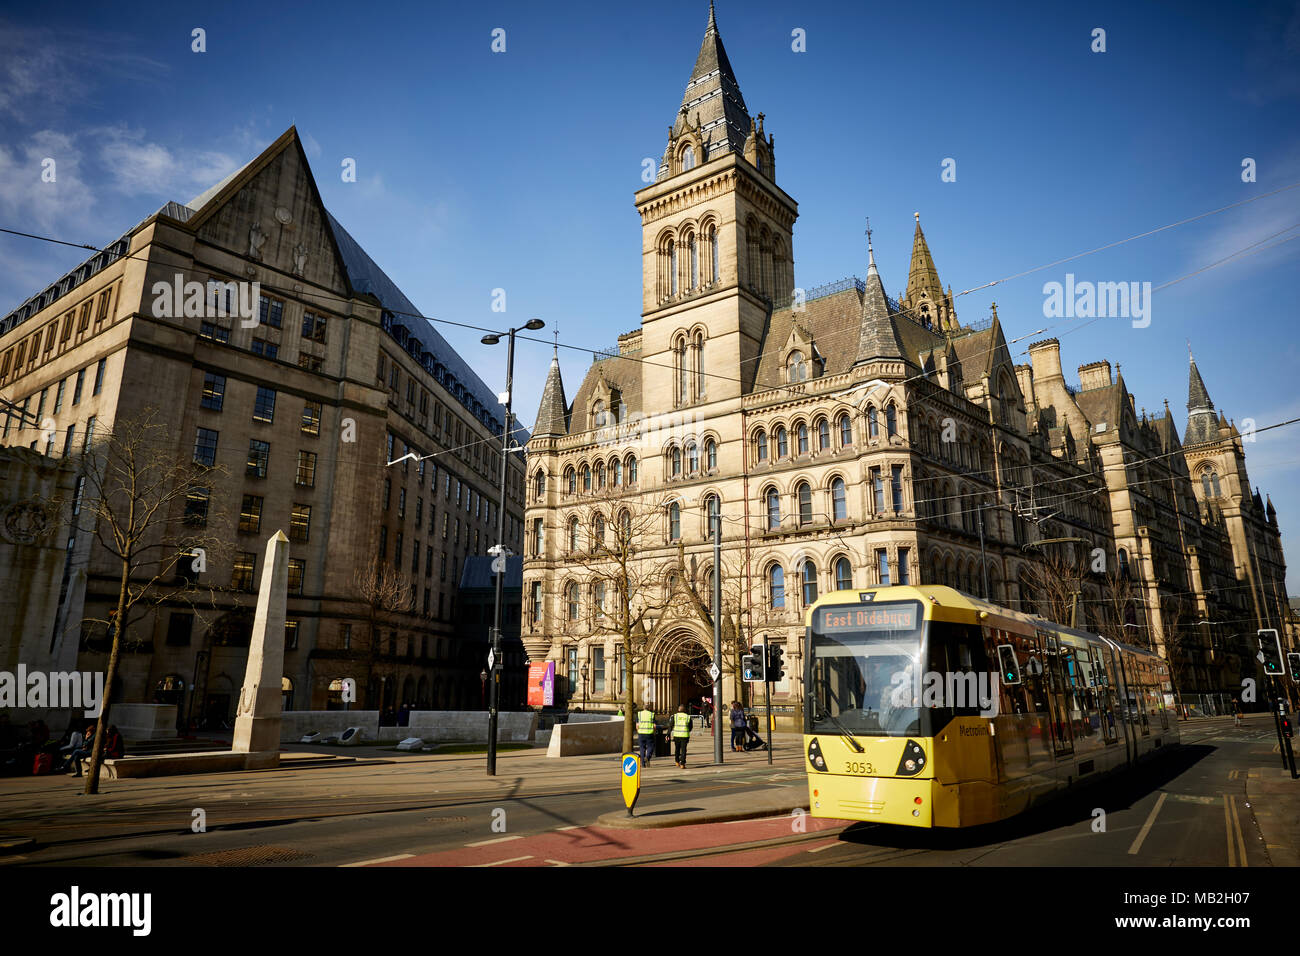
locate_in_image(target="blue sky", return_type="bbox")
[2,0,1298,591]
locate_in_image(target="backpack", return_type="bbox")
[32,752,54,775]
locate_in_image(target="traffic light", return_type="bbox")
[1258,629,1283,676]
[767,644,785,683]
[1289,653,1300,683]
[742,644,766,682]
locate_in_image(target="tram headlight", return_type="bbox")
[895,739,926,777]
[807,737,828,773]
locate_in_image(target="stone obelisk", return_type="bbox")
[232,530,289,757]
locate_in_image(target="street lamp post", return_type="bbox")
[581,662,588,710]
[481,317,545,776]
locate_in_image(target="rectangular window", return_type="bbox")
[425,545,433,578]
[301,312,327,342]
[296,450,317,487]
[440,552,447,581]
[284,620,299,650]
[253,386,276,423]
[530,581,541,624]
[95,287,113,324]
[395,532,404,566]
[62,424,75,457]
[72,368,85,405]
[290,504,311,542]
[53,378,65,413]
[61,311,73,341]
[877,549,891,586]
[247,439,270,478]
[378,525,388,559]
[297,352,323,372]
[36,387,47,420]
[592,647,606,694]
[77,301,92,332]
[165,613,194,647]
[301,401,321,435]
[398,488,406,519]
[93,358,106,395]
[259,295,283,329]
[891,465,904,514]
[193,427,219,467]
[872,467,884,514]
[184,487,210,526]
[199,322,230,343]
[232,552,256,591]
[415,497,423,526]
[200,372,226,410]
[898,547,911,586]
[287,559,305,596]
[238,495,264,534]
[251,338,278,358]
[383,478,391,510]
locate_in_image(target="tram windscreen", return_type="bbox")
[808,602,925,737]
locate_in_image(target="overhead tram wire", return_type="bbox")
[4,179,1300,416]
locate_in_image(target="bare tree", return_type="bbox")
[1098,567,1142,646]
[1158,593,1192,717]
[352,554,415,711]
[1019,544,1088,626]
[76,407,232,794]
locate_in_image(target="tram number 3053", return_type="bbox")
[844,761,875,775]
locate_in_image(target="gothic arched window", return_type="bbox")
[681,144,695,171]
[868,406,879,439]
[886,403,898,437]
[670,446,682,477]
[839,413,853,447]
[787,351,806,382]
[568,517,580,551]
[835,556,852,591]
[776,426,789,458]
[769,564,785,609]
[766,486,781,531]
[694,331,705,398]
[689,235,699,289]
[801,559,818,606]
[705,437,717,471]
[818,418,830,451]
[831,477,847,521]
[669,240,678,296]
[797,482,813,525]
[687,442,699,474]
[755,429,768,462]
[797,422,809,455]
[710,226,719,283]
[668,501,681,541]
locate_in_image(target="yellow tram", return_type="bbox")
[804,585,1177,828]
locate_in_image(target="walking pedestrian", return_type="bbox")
[671,704,693,768]
[730,701,746,752]
[636,702,656,767]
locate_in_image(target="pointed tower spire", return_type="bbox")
[532,350,569,438]
[658,2,750,178]
[1185,347,1218,445]
[901,211,956,331]
[854,235,905,366]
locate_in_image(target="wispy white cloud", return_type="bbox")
[96,125,240,197]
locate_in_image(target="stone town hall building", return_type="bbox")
[521,5,1292,717]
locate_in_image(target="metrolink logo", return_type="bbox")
[0,666,105,717]
[151,274,260,327]
[892,669,1001,717]
[1042,273,1152,328]
[50,886,151,936]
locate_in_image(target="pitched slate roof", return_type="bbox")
[532,351,570,437]
[853,249,906,364]
[1185,352,1218,445]
[567,352,643,435]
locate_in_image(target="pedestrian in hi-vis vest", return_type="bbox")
[636,704,656,767]
[671,704,693,768]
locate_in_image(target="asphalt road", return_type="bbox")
[0,716,1283,867]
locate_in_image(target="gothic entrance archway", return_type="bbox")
[644,628,712,714]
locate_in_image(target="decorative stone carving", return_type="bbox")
[2,498,52,544]
[293,244,308,276]
[248,221,266,259]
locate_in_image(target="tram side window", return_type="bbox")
[928,622,991,717]
[1088,647,1119,742]
[1130,657,1150,735]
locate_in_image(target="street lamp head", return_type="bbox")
[524,318,545,331]
[481,334,501,345]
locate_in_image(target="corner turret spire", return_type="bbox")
[854,239,905,366]
[532,350,570,438]
[1185,347,1218,445]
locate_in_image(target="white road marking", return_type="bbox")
[1127,792,1167,855]
[340,853,414,867]
[806,840,845,853]
[555,826,580,831]
[472,855,533,867]
[465,835,523,847]
[545,859,572,866]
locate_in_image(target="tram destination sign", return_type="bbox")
[817,602,919,633]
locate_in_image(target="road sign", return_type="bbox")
[621,752,641,815]
[487,649,495,671]
[709,663,720,682]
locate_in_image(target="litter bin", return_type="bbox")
[655,726,672,757]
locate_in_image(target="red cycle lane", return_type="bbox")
[370,814,850,867]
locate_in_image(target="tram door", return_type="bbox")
[1041,631,1074,757]
[1088,645,1120,746]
